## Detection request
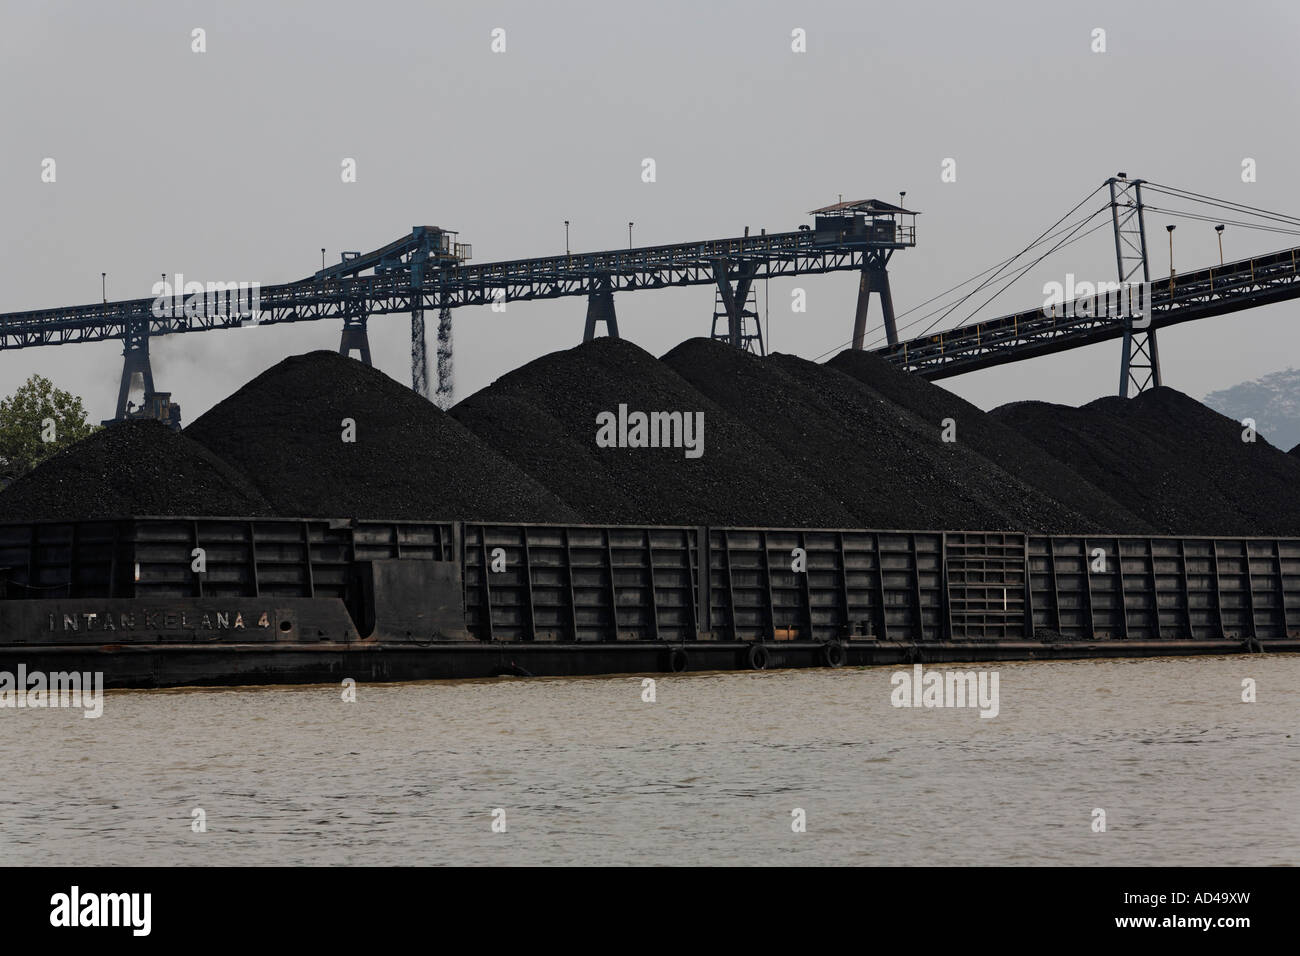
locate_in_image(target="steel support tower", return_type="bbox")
[338,302,372,365]
[114,316,155,420]
[852,249,898,348]
[711,260,763,352]
[582,275,618,341]
[1109,176,1160,396]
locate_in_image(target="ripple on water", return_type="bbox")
[1,656,1297,865]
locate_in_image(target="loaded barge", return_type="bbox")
[1,516,1297,688]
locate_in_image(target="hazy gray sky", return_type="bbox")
[3,0,1298,421]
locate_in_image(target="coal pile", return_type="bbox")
[5,339,1295,536]
[0,420,273,520]
[826,348,1149,532]
[992,387,1300,535]
[665,338,1112,532]
[451,337,857,527]
[184,351,580,522]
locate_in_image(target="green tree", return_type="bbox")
[0,375,99,482]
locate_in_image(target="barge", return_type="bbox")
[1,516,1297,688]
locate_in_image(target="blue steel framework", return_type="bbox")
[0,226,919,347]
[0,214,917,417]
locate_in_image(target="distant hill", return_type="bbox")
[1203,368,1300,451]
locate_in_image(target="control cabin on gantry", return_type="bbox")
[317,225,472,284]
[807,198,917,348]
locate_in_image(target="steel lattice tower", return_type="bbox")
[1109,176,1160,397]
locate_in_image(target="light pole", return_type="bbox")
[1166,225,1176,295]
[1215,224,1225,265]
[101,272,106,303]
[321,248,326,273]
[564,221,570,256]
[628,222,633,249]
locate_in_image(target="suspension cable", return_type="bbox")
[1142,181,1300,228]
[859,214,1111,352]
[810,200,1109,361]
[916,184,1111,338]
[1141,204,1300,238]
[927,207,1111,336]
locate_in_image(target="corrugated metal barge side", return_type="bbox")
[0,517,1295,687]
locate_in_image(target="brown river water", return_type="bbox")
[1,655,1296,866]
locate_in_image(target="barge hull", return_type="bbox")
[2,517,1298,687]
